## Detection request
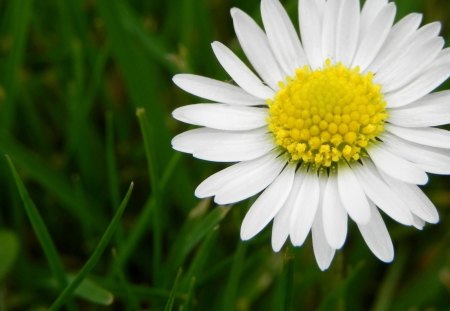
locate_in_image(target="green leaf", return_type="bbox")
[0,230,19,282]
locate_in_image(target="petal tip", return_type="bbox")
[172,74,186,87]
[380,252,395,263]
[240,228,253,241]
[230,7,240,17]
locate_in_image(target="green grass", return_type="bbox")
[0,0,449,309]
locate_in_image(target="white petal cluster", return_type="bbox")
[172,0,448,270]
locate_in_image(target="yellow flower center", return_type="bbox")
[267,60,387,168]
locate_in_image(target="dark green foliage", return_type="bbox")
[0,0,448,310]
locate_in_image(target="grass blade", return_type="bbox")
[0,230,19,282]
[221,242,246,311]
[164,268,183,311]
[0,0,32,131]
[137,107,162,281]
[372,247,407,311]
[116,152,181,269]
[69,276,114,306]
[6,156,68,288]
[6,155,76,311]
[1,137,102,225]
[164,204,231,282]
[48,182,134,311]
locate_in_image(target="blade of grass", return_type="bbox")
[105,112,120,208]
[137,107,161,281]
[105,111,123,246]
[116,152,181,269]
[0,137,103,226]
[272,250,295,311]
[48,182,134,311]
[47,275,114,306]
[111,251,140,310]
[98,0,198,211]
[167,0,214,74]
[221,242,246,311]
[129,25,180,74]
[68,275,114,306]
[318,261,366,311]
[6,155,76,311]
[180,277,196,311]
[0,230,19,282]
[93,276,186,301]
[136,108,159,193]
[0,0,32,132]
[97,0,171,164]
[164,204,231,283]
[164,268,183,311]
[372,247,408,311]
[181,229,218,290]
[391,233,450,310]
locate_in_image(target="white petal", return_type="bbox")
[335,0,360,66]
[354,160,413,225]
[433,47,450,67]
[172,127,274,162]
[173,104,268,131]
[412,215,425,230]
[231,8,284,90]
[214,156,286,205]
[352,3,395,71]
[321,0,340,62]
[374,21,440,76]
[386,124,450,149]
[195,152,277,198]
[272,172,305,251]
[357,202,394,263]
[211,42,275,99]
[337,161,371,224]
[385,63,450,108]
[322,174,348,249]
[261,0,307,75]
[388,90,450,127]
[367,13,422,73]
[376,37,444,93]
[359,0,388,40]
[290,172,320,246]
[173,74,264,106]
[381,133,450,175]
[380,172,439,224]
[299,0,324,69]
[241,164,295,240]
[315,0,326,15]
[367,143,428,185]
[312,200,336,271]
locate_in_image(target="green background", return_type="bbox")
[0,0,449,309]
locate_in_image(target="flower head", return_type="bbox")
[171,0,449,270]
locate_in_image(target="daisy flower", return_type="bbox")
[171,0,450,270]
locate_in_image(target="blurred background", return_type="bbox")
[0,0,449,310]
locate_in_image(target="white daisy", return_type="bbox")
[171,0,449,270]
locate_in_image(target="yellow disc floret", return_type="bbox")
[267,60,387,167]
